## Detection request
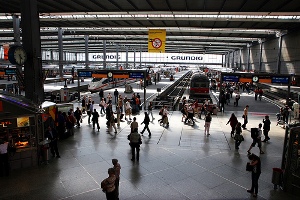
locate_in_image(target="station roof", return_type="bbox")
[0,0,299,55]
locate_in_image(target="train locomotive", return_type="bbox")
[189,72,210,99]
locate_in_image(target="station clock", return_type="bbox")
[8,45,27,65]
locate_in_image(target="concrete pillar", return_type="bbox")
[21,0,44,103]
[85,35,89,68]
[134,48,136,68]
[103,40,106,69]
[259,42,263,72]
[277,36,283,74]
[126,46,128,69]
[116,44,119,69]
[58,27,63,78]
[247,45,251,72]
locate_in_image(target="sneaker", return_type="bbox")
[260,151,265,154]
[247,190,253,194]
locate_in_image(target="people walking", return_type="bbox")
[147,101,155,121]
[129,128,142,161]
[130,117,138,133]
[99,88,104,100]
[109,113,117,134]
[242,105,249,129]
[125,100,132,120]
[204,113,212,136]
[101,168,117,200]
[247,153,261,198]
[184,104,195,125]
[45,126,60,158]
[112,159,121,200]
[114,89,119,104]
[74,107,82,128]
[88,101,94,124]
[141,112,151,136]
[234,122,243,149]
[262,115,271,142]
[226,113,238,137]
[100,98,106,115]
[247,123,264,154]
[92,109,100,131]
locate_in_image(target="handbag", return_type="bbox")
[234,134,244,141]
[246,162,253,171]
[138,137,142,144]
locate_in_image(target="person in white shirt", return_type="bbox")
[247,123,264,154]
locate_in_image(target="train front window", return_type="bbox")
[92,78,102,82]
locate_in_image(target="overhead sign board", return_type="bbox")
[5,68,16,75]
[129,72,144,79]
[78,71,92,77]
[272,76,289,84]
[222,75,239,82]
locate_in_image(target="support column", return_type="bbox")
[116,44,119,69]
[277,35,283,74]
[139,45,142,68]
[21,0,44,104]
[103,40,106,69]
[221,55,224,68]
[247,45,251,72]
[13,15,23,92]
[134,48,136,68]
[239,49,242,70]
[58,27,63,78]
[126,46,128,69]
[85,35,89,68]
[259,41,263,72]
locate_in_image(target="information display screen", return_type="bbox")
[78,71,92,77]
[271,76,289,84]
[5,69,16,75]
[129,72,144,78]
[222,75,239,82]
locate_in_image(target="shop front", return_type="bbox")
[0,93,43,171]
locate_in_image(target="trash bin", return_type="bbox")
[272,168,283,189]
[39,139,50,164]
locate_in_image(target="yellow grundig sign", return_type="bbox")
[148,29,166,53]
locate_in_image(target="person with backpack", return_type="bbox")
[234,122,243,149]
[247,123,264,154]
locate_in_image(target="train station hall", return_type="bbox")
[1,1,300,200]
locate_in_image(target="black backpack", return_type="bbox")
[251,128,258,139]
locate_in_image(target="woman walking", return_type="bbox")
[247,153,261,198]
[226,113,238,138]
[204,113,212,136]
[234,122,243,149]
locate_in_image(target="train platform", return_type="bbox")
[1,81,299,200]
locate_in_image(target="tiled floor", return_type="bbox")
[1,86,299,199]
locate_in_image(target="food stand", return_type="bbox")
[0,93,43,170]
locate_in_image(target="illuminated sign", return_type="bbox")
[0,119,16,128]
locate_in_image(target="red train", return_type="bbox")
[189,72,210,99]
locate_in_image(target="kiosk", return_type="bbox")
[0,92,43,170]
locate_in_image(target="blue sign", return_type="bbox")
[78,71,92,77]
[129,72,144,78]
[271,76,289,84]
[5,69,16,75]
[223,75,239,82]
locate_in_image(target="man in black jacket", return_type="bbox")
[140,112,151,136]
[45,126,60,158]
